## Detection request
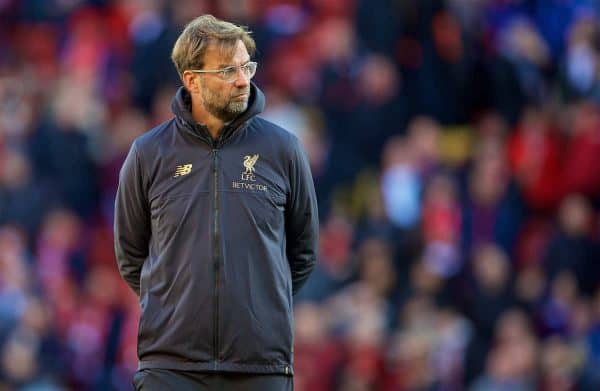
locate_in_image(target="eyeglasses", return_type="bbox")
[189,61,258,82]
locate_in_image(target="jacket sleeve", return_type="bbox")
[285,136,319,295]
[114,141,151,296]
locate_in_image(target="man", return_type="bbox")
[114,14,318,390]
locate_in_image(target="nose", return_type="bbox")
[233,67,250,88]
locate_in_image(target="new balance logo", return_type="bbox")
[173,164,192,177]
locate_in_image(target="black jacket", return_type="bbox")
[114,83,318,375]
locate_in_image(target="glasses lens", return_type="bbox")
[217,62,257,82]
[221,68,237,81]
[242,62,257,79]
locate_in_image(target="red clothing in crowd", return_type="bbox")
[508,122,563,211]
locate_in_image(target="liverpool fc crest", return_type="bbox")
[243,154,259,174]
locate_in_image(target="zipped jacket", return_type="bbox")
[114,83,318,375]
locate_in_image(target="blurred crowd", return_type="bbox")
[1,0,600,390]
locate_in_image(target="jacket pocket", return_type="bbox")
[154,193,195,241]
[225,189,283,232]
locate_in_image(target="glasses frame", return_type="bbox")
[188,61,258,83]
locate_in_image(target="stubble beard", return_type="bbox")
[201,85,249,123]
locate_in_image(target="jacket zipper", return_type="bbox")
[212,147,220,367]
[193,125,229,368]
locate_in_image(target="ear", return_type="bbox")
[182,71,200,94]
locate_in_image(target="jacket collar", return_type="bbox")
[170,82,265,145]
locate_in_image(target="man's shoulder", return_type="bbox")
[251,116,291,136]
[250,116,300,149]
[132,117,178,153]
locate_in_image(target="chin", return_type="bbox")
[229,102,248,114]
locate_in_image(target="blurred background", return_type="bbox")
[1,0,600,389]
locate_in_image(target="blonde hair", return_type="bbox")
[171,14,256,78]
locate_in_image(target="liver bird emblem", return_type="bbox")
[243,154,259,174]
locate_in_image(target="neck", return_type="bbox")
[191,100,224,141]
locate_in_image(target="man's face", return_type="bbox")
[197,40,251,122]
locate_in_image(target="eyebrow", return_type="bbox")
[217,59,252,68]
